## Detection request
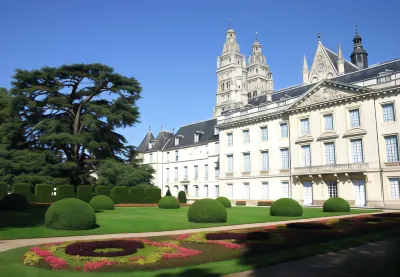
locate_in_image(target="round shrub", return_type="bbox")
[158,196,180,209]
[89,195,115,210]
[45,198,96,230]
[188,198,227,223]
[323,197,350,212]
[0,193,29,211]
[178,191,187,204]
[270,198,303,217]
[216,196,231,208]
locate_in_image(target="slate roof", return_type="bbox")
[153,131,174,151]
[324,47,359,74]
[163,119,218,150]
[136,131,155,153]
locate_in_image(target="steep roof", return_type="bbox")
[163,119,218,150]
[136,131,155,153]
[153,131,174,151]
[324,46,359,74]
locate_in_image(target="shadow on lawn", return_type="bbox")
[0,204,48,228]
[157,268,222,277]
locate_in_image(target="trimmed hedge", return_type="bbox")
[0,182,7,201]
[35,184,54,203]
[178,191,187,204]
[0,193,29,211]
[188,198,227,223]
[257,201,274,206]
[216,196,231,208]
[12,183,32,201]
[89,195,114,210]
[146,187,161,204]
[56,185,75,200]
[45,198,96,230]
[270,198,303,217]
[95,186,111,197]
[158,196,180,209]
[236,200,246,206]
[111,186,130,204]
[323,197,350,212]
[165,189,172,196]
[77,185,93,203]
[129,187,146,203]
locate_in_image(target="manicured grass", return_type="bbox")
[0,206,379,240]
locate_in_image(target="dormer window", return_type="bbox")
[175,137,179,146]
[377,70,393,83]
[149,140,156,149]
[194,131,204,143]
[214,127,219,136]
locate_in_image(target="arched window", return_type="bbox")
[173,185,179,197]
[248,92,251,99]
[204,185,208,197]
[194,185,199,197]
[165,185,170,196]
[253,91,257,97]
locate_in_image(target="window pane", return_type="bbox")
[243,183,250,199]
[300,118,310,136]
[301,145,311,166]
[324,114,334,131]
[327,181,338,197]
[389,178,400,199]
[349,109,360,128]
[227,184,233,198]
[243,130,250,144]
[282,182,289,197]
[244,153,250,172]
[382,103,395,122]
[280,123,288,138]
[351,139,364,163]
[385,136,399,162]
[262,182,269,199]
[228,133,233,146]
[215,185,219,197]
[325,143,336,164]
[204,185,208,197]
[194,165,198,178]
[261,151,269,170]
[261,127,268,141]
[227,155,233,172]
[281,149,289,169]
[205,165,208,179]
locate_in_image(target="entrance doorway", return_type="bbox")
[353,179,366,206]
[303,181,313,205]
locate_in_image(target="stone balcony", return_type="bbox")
[293,163,372,175]
[180,178,190,183]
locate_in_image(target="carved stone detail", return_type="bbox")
[297,87,359,108]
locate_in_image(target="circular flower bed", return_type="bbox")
[65,240,145,257]
[205,231,269,241]
[286,222,332,230]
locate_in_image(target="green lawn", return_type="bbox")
[0,206,379,240]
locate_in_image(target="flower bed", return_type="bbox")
[65,240,145,257]
[115,203,191,207]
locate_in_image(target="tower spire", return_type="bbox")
[255,32,258,41]
[350,25,368,69]
[318,32,321,42]
[302,55,309,84]
[303,55,308,70]
[338,44,343,59]
[337,44,345,75]
[229,18,232,29]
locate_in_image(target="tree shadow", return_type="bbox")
[157,268,222,277]
[0,204,48,228]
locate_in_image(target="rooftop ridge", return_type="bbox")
[179,118,215,128]
[324,46,359,69]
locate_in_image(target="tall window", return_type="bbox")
[243,130,250,144]
[174,167,178,181]
[194,133,199,143]
[194,185,199,197]
[227,133,233,146]
[194,165,198,179]
[325,142,336,165]
[215,142,220,153]
[327,181,338,197]
[323,114,334,132]
[300,118,310,136]
[389,178,400,199]
[349,109,361,128]
[243,183,250,199]
[166,152,170,162]
[175,151,178,161]
[243,153,250,172]
[301,145,311,167]
[184,166,188,180]
[351,139,364,163]
[149,153,153,163]
[385,136,399,162]
[281,148,289,169]
[227,184,233,198]
[261,126,268,141]
[204,185,208,197]
[282,182,289,197]
[262,182,269,199]
[205,164,208,180]
[215,168,220,177]
[166,168,170,182]
[280,123,288,138]
[261,151,269,171]
[215,185,220,197]
[382,103,395,122]
[227,155,233,173]
[175,137,179,146]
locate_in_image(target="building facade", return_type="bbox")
[138,25,400,208]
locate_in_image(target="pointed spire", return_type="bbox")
[161,125,163,131]
[338,44,343,59]
[148,125,151,132]
[318,33,321,41]
[303,55,308,70]
[229,18,232,29]
[255,32,258,41]
[355,24,358,35]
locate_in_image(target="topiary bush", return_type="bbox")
[95,186,111,197]
[323,197,350,212]
[270,198,303,217]
[0,193,29,211]
[45,198,96,230]
[158,196,180,209]
[178,191,187,204]
[12,183,32,201]
[35,184,54,203]
[129,187,146,203]
[0,182,7,201]
[77,185,93,203]
[89,195,115,210]
[146,187,161,203]
[216,196,231,208]
[111,186,130,204]
[56,185,75,200]
[188,198,227,223]
[165,189,172,196]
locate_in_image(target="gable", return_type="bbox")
[308,43,339,83]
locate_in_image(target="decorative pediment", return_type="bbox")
[343,127,367,138]
[295,135,314,144]
[317,132,339,141]
[308,43,338,84]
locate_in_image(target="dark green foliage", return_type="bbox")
[158,196,180,209]
[77,185,93,203]
[323,197,350,212]
[34,184,54,203]
[89,195,114,210]
[270,198,303,217]
[165,189,172,196]
[45,198,96,230]
[187,198,227,223]
[216,196,231,208]
[146,187,161,204]
[111,186,130,204]
[129,187,146,203]
[95,186,111,197]
[0,182,7,201]
[12,183,32,201]
[178,191,187,204]
[56,185,75,200]
[0,193,29,211]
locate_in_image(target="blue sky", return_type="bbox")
[1,0,399,147]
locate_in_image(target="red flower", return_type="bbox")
[83,260,117,272]
[44,256,68,270]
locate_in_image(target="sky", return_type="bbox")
[1,0,399,147]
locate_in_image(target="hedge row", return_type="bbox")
[0,182,7,201]
[12,183,32,201]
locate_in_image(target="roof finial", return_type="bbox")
[355,25,358,35]
[338,44,343,59]
[255,32,258,41]
[161,125,163,131]
[303,55,308,70]
[318,33,321,41]
[172,128,175,134]
[229,18,232,29]
[148,125,151,132]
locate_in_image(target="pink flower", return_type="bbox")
[83,260,116,272]
[44,256,68,270]
[206,240,244,249]
[30,247,53,257]
[172,234,192,240]
[130,256,146,261]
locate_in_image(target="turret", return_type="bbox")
[350,26,368,69]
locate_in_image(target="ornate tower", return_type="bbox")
[214,20,247,117]
[350,26,368,69]
[246,32,274,101]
